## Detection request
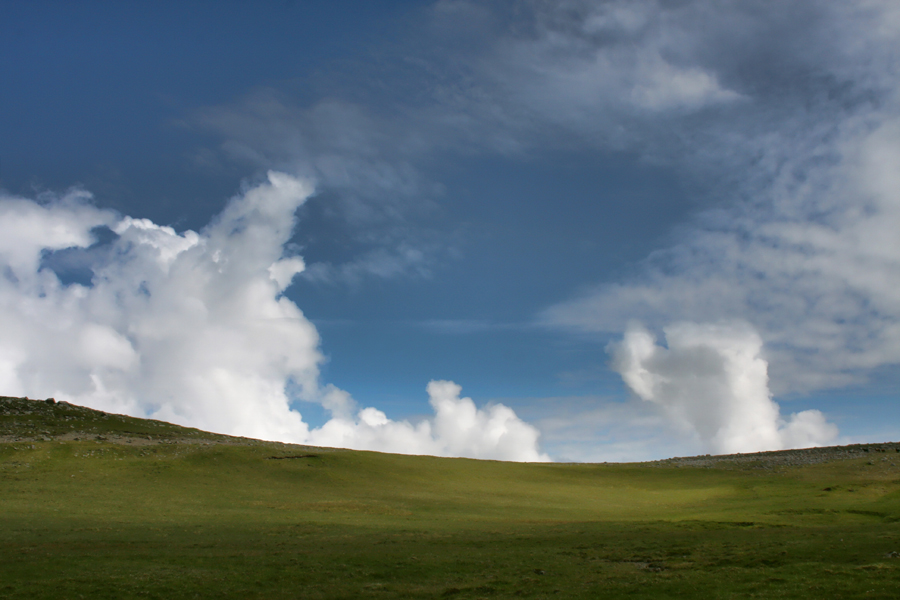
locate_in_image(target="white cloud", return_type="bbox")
[629,56,741,111]
[609,322,838,454]
[0,173,547,461]
[309,380,550,462]
[493,22,741,125]
[0,172,323,441]
[0,191,114,275]
[469,0,750,149]
[268,256,307,290]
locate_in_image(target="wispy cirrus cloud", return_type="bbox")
[190,93,451,286]
[531,1,900,399]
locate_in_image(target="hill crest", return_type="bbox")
[1,395,895,465]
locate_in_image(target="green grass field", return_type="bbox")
[2,396,899,599]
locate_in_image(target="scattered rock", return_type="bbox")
[267,454,319,460]
[644,442,900,469]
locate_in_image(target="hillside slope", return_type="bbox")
[2,395,899,599]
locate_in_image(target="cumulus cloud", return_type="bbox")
[310,380,550,461]
[0,174,546,461]
[0,172,322,441]
[609,322,838,454]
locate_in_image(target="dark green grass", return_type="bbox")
[2,397,900,598]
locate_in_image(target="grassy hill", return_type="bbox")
[2,395,899,599]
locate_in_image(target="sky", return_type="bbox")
[1,0,899,462]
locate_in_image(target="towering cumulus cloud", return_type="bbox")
[610,323,838,454]
[0,173,547,461]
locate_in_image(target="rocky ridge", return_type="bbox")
[644,442,899,469]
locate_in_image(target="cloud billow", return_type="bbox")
[309,380,550,462]
[0,173,547,461]
[610,322,838,454]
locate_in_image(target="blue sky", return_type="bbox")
[2,1,899,461]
